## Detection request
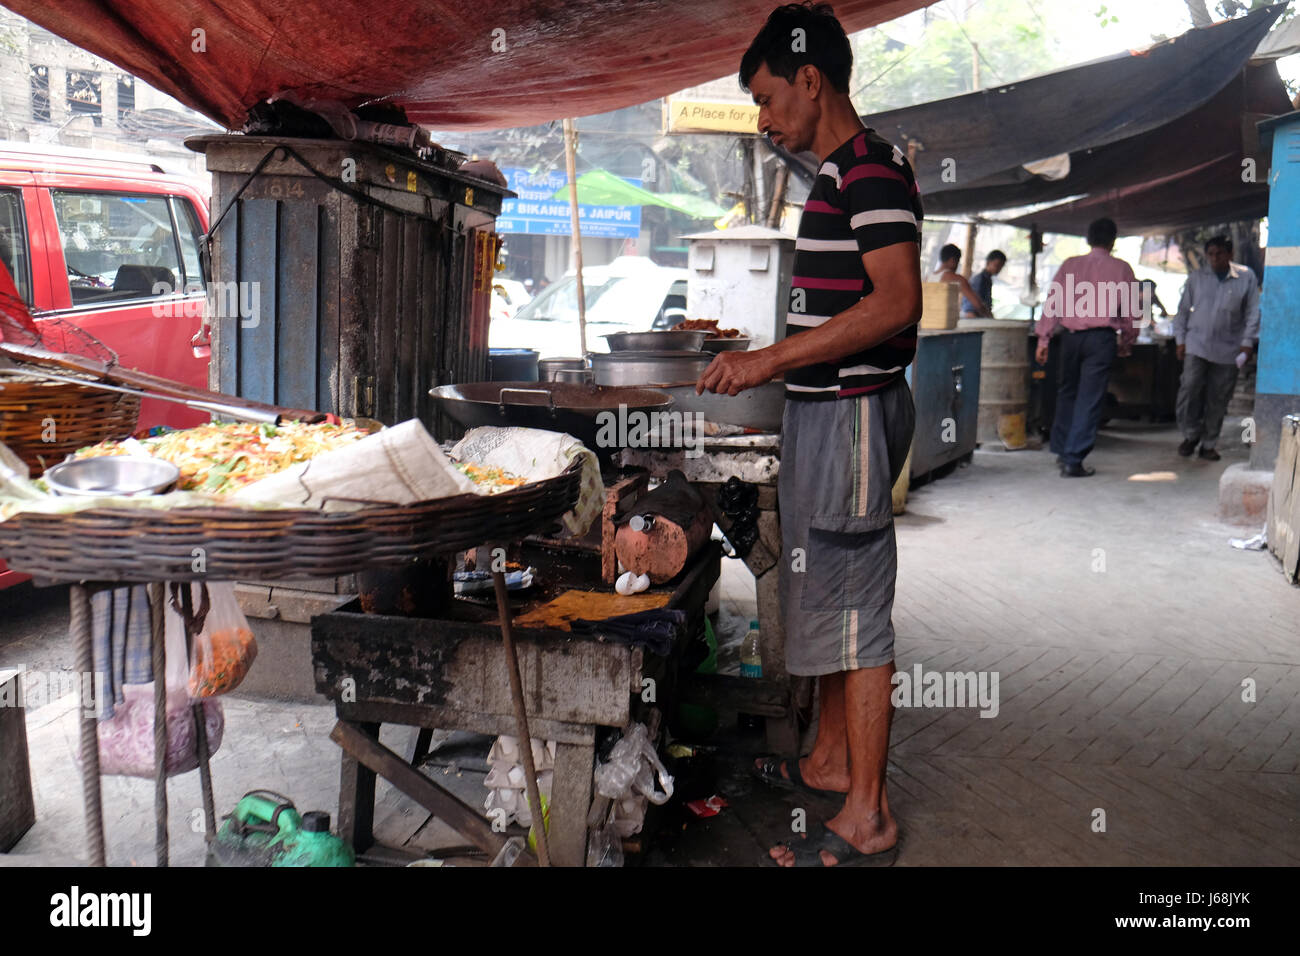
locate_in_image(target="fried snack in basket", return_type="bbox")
[73,420,370,495]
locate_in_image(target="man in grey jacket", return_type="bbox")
[1173,235,1260,461]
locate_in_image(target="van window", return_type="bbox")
[171,197,205,287]
[50,191,184,306]
[0,189,31,304]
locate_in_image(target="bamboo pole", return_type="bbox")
[563,118,588,358]
[491,565,551,866]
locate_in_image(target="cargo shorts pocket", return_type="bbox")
[799,525,897,611]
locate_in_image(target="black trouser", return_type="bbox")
[1050,327,1116,467]
[1176,354,1238,450]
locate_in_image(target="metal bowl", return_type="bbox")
[701,337,751,353]
[45,455,180,497]
[603,330,708,352]
[589,350,714,387]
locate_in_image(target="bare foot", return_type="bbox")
[753,755,850,793]
[769,803,897,867]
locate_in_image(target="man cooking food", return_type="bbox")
[696,1,919,867]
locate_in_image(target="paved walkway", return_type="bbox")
[880,419,1297,865]
[3,419,1296,866]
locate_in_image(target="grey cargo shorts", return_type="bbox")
[777,376,915,676]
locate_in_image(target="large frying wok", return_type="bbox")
[661,381,786,433]
[429,381,676,456]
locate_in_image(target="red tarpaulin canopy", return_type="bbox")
[1,0,928,130]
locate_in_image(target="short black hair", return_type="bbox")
[740,3,853,95]
[1205,234,1233,254]
[1086,218,1118,248]
[939,243,961,264]
[986,250,1007,264]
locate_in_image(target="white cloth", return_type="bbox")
[451,427,602,536]
[234,419,476,508]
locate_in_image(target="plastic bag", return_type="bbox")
[92,685,224,778]
[586,802,625,868]
[592,722,674,839]
[177,582,258,698]
[593,723,674,806]
[78,591,224,778]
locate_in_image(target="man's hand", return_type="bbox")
[1176,344,1186,362]
[696,349,777,396]
[1239,346,1253,361]
[1034,340,1049,365]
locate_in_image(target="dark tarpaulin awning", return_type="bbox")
[0,0,928,130]
[1003,152,1265,236]
[856,4,1284,200]
[923,60,1292,218]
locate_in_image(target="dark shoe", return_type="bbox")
[1060,463,1096,477]
[1198,446,1221,461]
[1178,438,1198,457]
[752,755,844,798]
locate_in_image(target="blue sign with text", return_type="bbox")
[496,166,641,239]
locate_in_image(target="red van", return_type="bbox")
[0,144,212,588]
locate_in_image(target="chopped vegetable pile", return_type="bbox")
[454,462,529,494]
[72,421,371,495]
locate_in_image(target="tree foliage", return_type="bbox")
[850,0,1066,115]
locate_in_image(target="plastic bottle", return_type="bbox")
[739,620,763,732]
[740,620,762,678]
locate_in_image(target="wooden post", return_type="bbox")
[563,118,588,358]
[765,164,789,229]
[1029,223,1042,323]
[963,222,978,278]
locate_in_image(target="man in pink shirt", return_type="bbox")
[1034,218,1138,477]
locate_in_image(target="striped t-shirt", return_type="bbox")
[784,128,923,400]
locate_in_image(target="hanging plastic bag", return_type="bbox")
[586,802,625,868]
[593,723,674,806]
[174,582,258,698]
[592,722,674,839]
[78,590,224,778]
[91,685,225,778]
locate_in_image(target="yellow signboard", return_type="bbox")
[665,98,761,134]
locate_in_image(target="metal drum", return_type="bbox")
[488,348,540,382]
[537,357,588,382]
[957,318,1031,449]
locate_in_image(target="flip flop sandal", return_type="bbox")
[783,823,900,868]
[751,755,843,799]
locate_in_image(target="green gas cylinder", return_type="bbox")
[208,790,356,867]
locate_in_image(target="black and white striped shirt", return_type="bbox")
[784,128,923,400]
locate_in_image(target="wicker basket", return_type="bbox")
[0,378,141,475]
[0,459,583,583]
